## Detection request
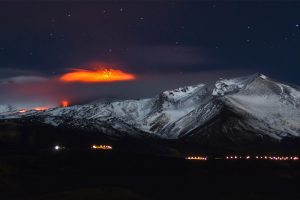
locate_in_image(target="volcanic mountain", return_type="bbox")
[1,73,300,148]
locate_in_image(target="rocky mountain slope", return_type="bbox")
[1,73,300,144]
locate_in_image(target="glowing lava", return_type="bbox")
[61,100,69,107]
[33,107,48,111]
[59,68,136,83]
[19,109,28,113]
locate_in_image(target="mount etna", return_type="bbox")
[1,73,300,154]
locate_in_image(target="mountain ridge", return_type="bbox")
[1,73,300,145]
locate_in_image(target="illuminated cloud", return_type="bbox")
[59,68,136,83]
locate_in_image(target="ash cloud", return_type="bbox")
[0,69,251,109]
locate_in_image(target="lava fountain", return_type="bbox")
[61,100,70,107]
[59,68,136,83]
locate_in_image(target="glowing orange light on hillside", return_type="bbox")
[19,109,28,113]
[34,107,48,111]
[91,145,113,150]
[61,100,69,107]
[185,156,207,160]
[59,68,136,83]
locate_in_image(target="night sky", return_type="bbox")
[0,1,300,108]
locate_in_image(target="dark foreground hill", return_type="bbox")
[1,150,300,200]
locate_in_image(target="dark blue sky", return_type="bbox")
[0,1,300,107]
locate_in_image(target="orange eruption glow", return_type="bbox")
[33,107,48,111]
[19,109,28,113]
[59,68,136,83]
[61,100,69,107]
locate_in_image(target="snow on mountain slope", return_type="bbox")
[1,73,300,142]
[223,75,300,139]
[0,105,18,114]
[212,73,259,96]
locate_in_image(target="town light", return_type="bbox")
[185,156,207,160]
[91,145,113,150]
[54,145,65,151]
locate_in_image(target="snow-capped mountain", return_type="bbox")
[1,73,300,143]
[0,104,18,115]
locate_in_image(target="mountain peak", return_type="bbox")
[258,73,268,80]
[1,73,300,144]
[212,74,255,96]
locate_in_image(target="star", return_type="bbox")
[66,13,71,17]
[49,33,54,37]
[246,39,250,43]
[108,48,113,53]
[296,24,299,27]
[175,41,179,45]
[120,8,124,12]
[247,26,251,29]
[139,17,144,20]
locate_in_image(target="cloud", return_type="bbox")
[0,68,37,78]
[0,75,48,84]
[0,68,49,84]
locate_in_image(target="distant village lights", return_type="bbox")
[49,144,299,162]
[225,155,299,161]
[91,145,113,150]
[189,155,299,161]
[185,156,207,160]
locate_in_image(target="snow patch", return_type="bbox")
[260,74,267,79]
